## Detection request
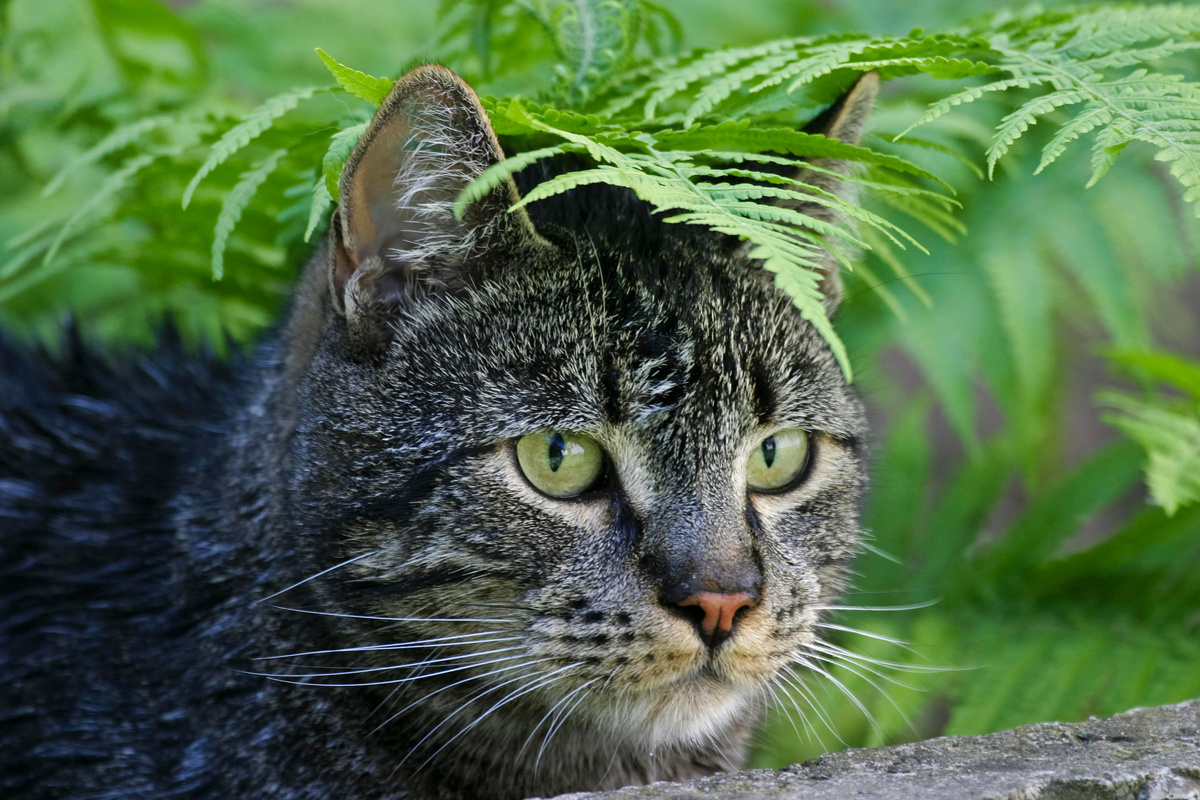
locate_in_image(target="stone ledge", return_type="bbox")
[547,700,1200,800]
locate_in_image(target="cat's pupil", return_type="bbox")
[548,433,566,472]
[762,437,776,469]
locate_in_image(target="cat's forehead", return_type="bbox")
[380,234,856,440]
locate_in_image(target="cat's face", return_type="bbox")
[276,65,869,760]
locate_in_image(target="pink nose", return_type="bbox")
[676,591,758,637]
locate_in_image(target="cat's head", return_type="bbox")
[275,64,871,765]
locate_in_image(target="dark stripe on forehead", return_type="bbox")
[750,357,776,425]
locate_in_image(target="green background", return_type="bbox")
[2,0,1198,769]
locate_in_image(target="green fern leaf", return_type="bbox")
[315,48,394,105]
[1103,393,1200,515]
[322,122,368,200]
[211,148,288,280]
[182,86,321,209]
[1107,350,1200,399]
[987,89,1090,177]
[455,144,578,217]
[1036,105,1112,173]
[1060,5,1200,58]
[43,153,158,267]
[682,45,805,125]
[652,123,946,185]
[43,114,177,197]
[896,78,1035,140]
[305,178,333,243]
[640,38,805,118]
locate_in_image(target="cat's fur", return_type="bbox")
[0,66,874,800]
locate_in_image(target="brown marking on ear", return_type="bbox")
[329,64,542,328]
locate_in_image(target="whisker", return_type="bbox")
[371,658,554,735]
[813,623,919,652]
[809,639,957,673]
[518,678,598,760]
[804,642,924,690]
[858,542,902,564]
[268,606,518,624]
[399,666,555,768]
[414,663,583,774]
[778,663,842,747]
[766,673,816,745]
[254,551,378,604]
[252,645,526,679]
[537,677,596,766]
[802,650,917,736]
[795,656,885,739]
[249,651,528,688]
[254,633,520,661]
[810,600,940,613]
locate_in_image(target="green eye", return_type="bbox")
[516,430,605,499]
[746,429,810,492]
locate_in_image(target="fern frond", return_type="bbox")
[210,149,288,280]
[315,48,394,105]
[43,114,179,197]
[683,44,809,125]
[454,143,580,217]
[639,38,804,118]
[1103,392,1200,515]
[322,122,368,200]
[182,86,322,209]
[43,153,159,267]
[987,88,1091,177]
[305,179,333,243]
[895,78,1035,140]
[652,123,947,184]
[1059,4,1200,58]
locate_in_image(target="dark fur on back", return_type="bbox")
[0,327,241,796]
[1,67,876,800]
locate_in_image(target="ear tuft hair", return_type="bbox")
[329,65,542,344]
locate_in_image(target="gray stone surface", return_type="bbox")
[547,700,1200,800]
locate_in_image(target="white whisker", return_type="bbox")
[810,600,940,612]
[399,666,554,768]
[518,677,598,760]
[268,606,518,624]
[254,633,520,661]
[249,645,527,679]
[802,650,916,735]
[371,658,553,735]
[779,663,841,747]
[414,663,582,773]
[795,656,884,739]
[251,651,528,688]
[254,551,378,604]
[537,677,595,766]
[804,642,923,690]
[813,623,918,651]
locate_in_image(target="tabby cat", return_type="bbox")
[0,65,874,800]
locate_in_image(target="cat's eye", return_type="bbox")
[745,429,810,493]
[516,430,606,499]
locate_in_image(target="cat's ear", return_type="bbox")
[329,64,541,340]
[776,71,880,313]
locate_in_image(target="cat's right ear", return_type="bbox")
[328,64,542,346]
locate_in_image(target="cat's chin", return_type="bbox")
[587,674,763,750]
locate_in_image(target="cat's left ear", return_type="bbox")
[329,64,543,342]
[774,71,880,313]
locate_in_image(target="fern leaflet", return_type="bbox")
[182,86,322,209]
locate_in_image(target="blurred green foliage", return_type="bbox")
[2,0,1199,770]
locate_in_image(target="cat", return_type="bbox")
[0,65,875,800]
